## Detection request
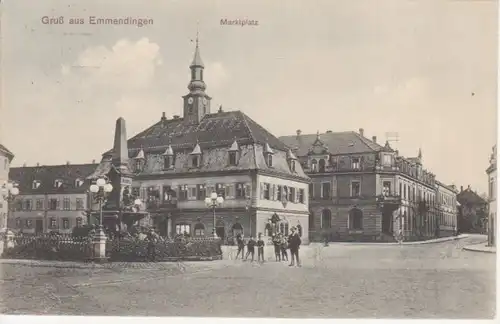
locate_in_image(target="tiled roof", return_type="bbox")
[106,110,288,156]
[457,189,487,206]
[279,131,384,156]
[0,144,14,161]
[9,163,98,195]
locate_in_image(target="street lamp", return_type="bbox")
[89,177,113,235]
[1,182,20,230]
[205,191,224,238]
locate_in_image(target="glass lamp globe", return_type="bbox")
[96,178,106,186]
[204,197,212,206]
[89,184,99,193]
[216,196,224,204]
[103,183,113,193]
[10,187,19,195]
[210,192,217,200]
[134,198,142,206]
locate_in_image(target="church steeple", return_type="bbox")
[183,23,212,124]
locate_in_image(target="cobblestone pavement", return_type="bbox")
[0,235,495,318]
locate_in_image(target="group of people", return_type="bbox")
[234,226,302,267]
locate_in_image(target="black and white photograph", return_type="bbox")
[0,0,497,321]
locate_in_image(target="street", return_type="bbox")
[0,235,495,318]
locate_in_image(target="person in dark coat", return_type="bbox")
[288,227,302,267]
[235,233,245,260]
[280,235,288,262]
[272,234,281,261]
[257,233,265,263]
[245,236,256,262]
[146,229,158,262]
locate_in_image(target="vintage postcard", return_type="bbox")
[0,0,497,322]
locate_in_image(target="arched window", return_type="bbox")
[297,224,303,237]
[321,209,332,229]
[232,223,243,237]
[318,159,326,173]
[265,223,273,236]
[194,223,205,236]
[311,159,318,172]
[349,208,363,230]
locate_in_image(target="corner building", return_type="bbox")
[280,129,438,242]
[0,144,15,229]
[90,41,310,243]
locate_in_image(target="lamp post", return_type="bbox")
[89,177,113,236]
[205,192,224,238]
[1,182,19,230]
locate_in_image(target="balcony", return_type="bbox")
[146,199,177,211]
[376,194,402,207]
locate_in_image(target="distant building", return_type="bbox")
[486,145,496,246]
[88,39,311,242]
[0,144,15,229]
[8,162,97,234]
[435,181,458,237]
[279,129,438,242]
[457,185,488,233]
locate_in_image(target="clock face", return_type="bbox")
[187,97,194,105]
[202,98,208,105]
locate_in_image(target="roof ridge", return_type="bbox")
[351,132,380,152]
[238,111,256,144]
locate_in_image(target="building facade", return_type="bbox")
[8,163,97,234]
[88,40,311,243]
[457,185,488,234]
[0,144,15,229]
[486,145,496,246]
[280,129,439,242]
[435,181,458,237]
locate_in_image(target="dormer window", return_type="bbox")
[382,154,392,166]
[311,159,318,172]
[190,141,202,168]
[192,155,199,167]
[286,148,297,172]
[263,142,274,167]
[133,148,145,172]
[290,160,296,172]
[162,144,174,170]
[228,139,240,166]
[75,178,84,187]
[54,179,63,188]
[32,180,40,190]
[351,157,360,170]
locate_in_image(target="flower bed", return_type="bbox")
[107,236,223,262]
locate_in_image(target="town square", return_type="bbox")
[0,0,497,320]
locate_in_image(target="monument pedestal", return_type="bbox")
[92,227,108,263]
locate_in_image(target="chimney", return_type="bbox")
[36,162,40,167]
[173,115,180,119]
[296,129,302,136]
[460,186,463,192]
[359,128,364,137]
[161,112,166,121]
[92,159,96,164]
[372,136,377,143]
[468,185,471,190]
[66,161,70,165]
[326,130,332,133]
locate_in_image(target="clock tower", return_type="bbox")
[182,34,212,124]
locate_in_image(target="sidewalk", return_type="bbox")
[314,234,469,246]
[463,244,496,254]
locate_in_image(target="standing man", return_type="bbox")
[288,227,302,267]
[235,233,245,260]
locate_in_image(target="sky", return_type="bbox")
[0,0,497,194]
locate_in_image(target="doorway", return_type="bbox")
[216,226,225,240]
[35,220,43,234]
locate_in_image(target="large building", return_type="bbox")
[486,145,496,246]
[0,144,15,229]
[279,129,439,242]
[88,39,311,242]
[8,162,97,234]
[435,181,458,237]
[457,185,488,233]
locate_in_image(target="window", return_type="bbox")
[197,184,206,200]
[24,199,32,211]
[290,160,296,172]
[63,197,70,210]
[76,217,83,227]
[191,70,195,80]
[163,185,175,201]
[309,212,315,229]
[309,183,313,198]
[298,189,305,203]
[15,200,22,211]
[263,183,270,200]
[192,156,199,168]
[311,159,318,172]
[490,177,495,200]
[288,187,295,202]
[189,187,197,200]
[36,199,43,210]
[216,183,226,198]
[349,208,363,230]
[25,219,32,228]
[318,159,326,173]
[321,209,332,229]
[194,223,205,236]
[351,181,361,197]
[164,156,173,169]
[176,224,191,235]
[49,199,58,210]
[50,218,57,229]
[235,183,246,198]
[383,181,391,196]
[321,182,331,199]
[200,70,203,80]
[277,185,282,201]
[76,198,84,210]
[15,218,21,228]
[54,179,63,188]
[229,151,237,166]
[383,154,392,165]
[179,185,188,200]
[351,158,360,170]
[75,179,84,187]
[399,183,402,197]
[266,154,273,167]
[62,218,70,229]
[32,181,40,189]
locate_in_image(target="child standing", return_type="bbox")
[245,236,256,262]
[272,234,281,261]
[280,235,288,262]
[257,233,265,263]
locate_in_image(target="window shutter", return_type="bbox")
[56,199,60,210]
[271,184,275,200]
[228,184,235,199]
[295,188,299,203]
[187,186,193,200]
[314,183,321,199]
[245,184,251,199]
[260,183,264,199]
